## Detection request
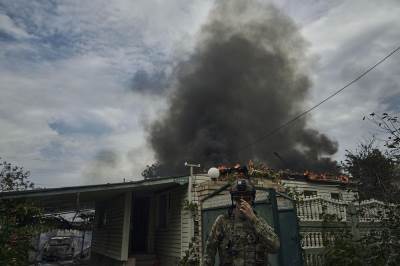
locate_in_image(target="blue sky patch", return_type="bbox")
[48,118,113,136]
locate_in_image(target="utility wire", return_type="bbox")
[239,45,400,152]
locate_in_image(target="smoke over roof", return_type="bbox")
[148,0,338,175]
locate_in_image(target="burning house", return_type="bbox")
[0,160,360,266]
[1,168,317,266]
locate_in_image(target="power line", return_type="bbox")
[239,45,400,152]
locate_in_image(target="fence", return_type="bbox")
[296,196,393,222]
[297,196,347,222]
[296,197,395,266]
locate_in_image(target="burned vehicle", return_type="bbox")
[42,236,75,261]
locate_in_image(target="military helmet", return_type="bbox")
[230,179,256,201]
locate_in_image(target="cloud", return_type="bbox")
[299,0,400,161]
[0,53,165,186]
[0,12,31,39]
[0,0,399,187]
[48,116,113,137]
[0,0,214,186]
[130,69,168,94]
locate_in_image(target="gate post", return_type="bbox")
[347,203,360,240]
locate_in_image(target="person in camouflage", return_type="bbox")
[203,179,280,266]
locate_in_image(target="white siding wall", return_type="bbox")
[91,192,132,261]
[194,175,211,184]
[155,186,187,265]
[180,189,191,257]
[181,175,213,257]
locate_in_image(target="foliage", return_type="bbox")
[179,201,200,265]
[178,236,200,266]
[323,204,400,266]
[141,162,160,179]
[183,200,198,214]
[322,114,400,265]
[368,112,400,160]
[141,162,186,179]
[0,160,34,191]
[323,229,363,266]
[343,140,400,202]
[0,159,45,266]
[0,200,45,266]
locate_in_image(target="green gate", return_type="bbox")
[201,186,302,266]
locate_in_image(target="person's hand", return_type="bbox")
[239,199,257,221]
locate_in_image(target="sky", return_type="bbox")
[0,0,399,187]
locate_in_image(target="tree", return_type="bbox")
[141,162,161,179]
[318,114,400,265]
[0,160,34,191]
[323,202,400,266]
[141,162,187,179]
[368,112,400,161]
[343,140,400,202]
[0,159,44,266]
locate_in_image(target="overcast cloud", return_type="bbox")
[0,0,399,187]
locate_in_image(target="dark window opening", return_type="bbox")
[303,190,317,197]
[131,196,150,253]
[331,193,341,200]
[158,194,167,229]
[97,206,108,229]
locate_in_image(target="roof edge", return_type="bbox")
[0,175,190,199]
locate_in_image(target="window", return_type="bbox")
[331,193,342,200]
[303,190,317,198]
[158,194,168,228]
[97,206,108,229]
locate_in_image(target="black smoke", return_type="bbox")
[147,0,339,176]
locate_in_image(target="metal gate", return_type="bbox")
[201,186,302,266]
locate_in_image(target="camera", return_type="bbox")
[237,179,247,192]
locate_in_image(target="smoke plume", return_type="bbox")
[148,0,338,175]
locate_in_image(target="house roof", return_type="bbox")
[0,175,189,212]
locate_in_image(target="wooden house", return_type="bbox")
[1,171,356,266]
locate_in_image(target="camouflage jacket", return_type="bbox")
[203,213,280,266]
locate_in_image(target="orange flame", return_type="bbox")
[304,170,349,183]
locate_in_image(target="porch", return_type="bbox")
[0,176,191,266]
[91,182,190,266]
